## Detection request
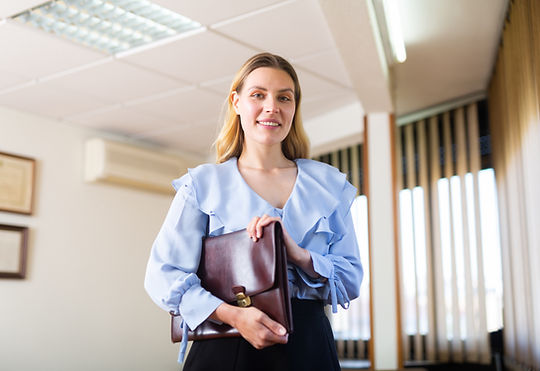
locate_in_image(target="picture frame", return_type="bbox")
[0,152,36,215]
[0,224,28,279]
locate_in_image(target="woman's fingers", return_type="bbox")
[247,215,281,241]
[260,313,287,337]
[255,214,272,238]
[234,307,288,349]
[247,216,260,240]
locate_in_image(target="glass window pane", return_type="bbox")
[412,187,428,334]
[400,189,417,335]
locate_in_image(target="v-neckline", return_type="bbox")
[233,157,300,212]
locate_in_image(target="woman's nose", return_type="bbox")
[264,97,279,112]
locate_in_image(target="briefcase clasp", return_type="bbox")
[232,286,252,307]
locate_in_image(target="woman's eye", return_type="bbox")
[279,96,292,102]
[251,93,263,99]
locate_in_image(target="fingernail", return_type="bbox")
[279,327,286,335]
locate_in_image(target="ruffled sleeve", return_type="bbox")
[309,182,364,313]
[144,172,223,362]
[286,160,363,313]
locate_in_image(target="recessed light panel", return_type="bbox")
[11,0,202,54]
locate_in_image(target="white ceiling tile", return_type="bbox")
[0,21,107,81]
[153,0,285,25]
[128,87,225,124]
[0,1,45,19]
[44,60,187,104]
[213,0,335,59]
[120,30,257,84]
[66,105,180,135]
[0,68,29,91]
[293,49,353,88]
[0,83,109,119]
[296,69,349,102]
[201,76,234,97]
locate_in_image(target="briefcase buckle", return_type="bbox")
[232,286,252,307]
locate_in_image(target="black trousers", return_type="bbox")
[183,299,341,371]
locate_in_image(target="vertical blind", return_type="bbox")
[315,145,370,361]
[488,0,540,369]
[395,101,502,364]
[316,145,365,195]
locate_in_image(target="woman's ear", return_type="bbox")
[231,91,240,114]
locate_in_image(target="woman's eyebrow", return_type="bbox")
[247,86,294,94]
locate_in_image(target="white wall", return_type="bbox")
[366,113,399,370]
[0,107,182,371]
[305,101,364,156]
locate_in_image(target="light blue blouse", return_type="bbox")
[144,157,363,361]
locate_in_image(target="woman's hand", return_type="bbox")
[211,303,288,349]
[247,215,322,279]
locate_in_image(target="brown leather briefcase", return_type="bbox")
[171,221,293,342]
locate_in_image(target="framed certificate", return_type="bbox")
[0,224,28,278]
[0,152,36,215]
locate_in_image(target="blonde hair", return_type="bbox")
[215,53,310,163]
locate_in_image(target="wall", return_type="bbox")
[365,113,400,369]
[305,101,364,156]
[0,106,182,371]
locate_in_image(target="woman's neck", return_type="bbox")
[238,145,293,170]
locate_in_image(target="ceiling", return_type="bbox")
[0,0,507,159]
[393,0,507,115]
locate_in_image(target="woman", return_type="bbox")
[145,53,363,371]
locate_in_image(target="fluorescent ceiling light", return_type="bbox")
[11,0,202,54]
[382,0,407,63]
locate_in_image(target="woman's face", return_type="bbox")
[232,67,296,150]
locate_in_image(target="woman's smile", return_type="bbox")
[257,120,281,127]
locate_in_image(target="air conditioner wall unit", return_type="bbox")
[85,138,199,194]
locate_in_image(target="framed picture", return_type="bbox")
[0,224,28,278]
[0,152,36,215]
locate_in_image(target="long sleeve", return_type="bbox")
[282,159,363,313]
[144,174,223,331]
